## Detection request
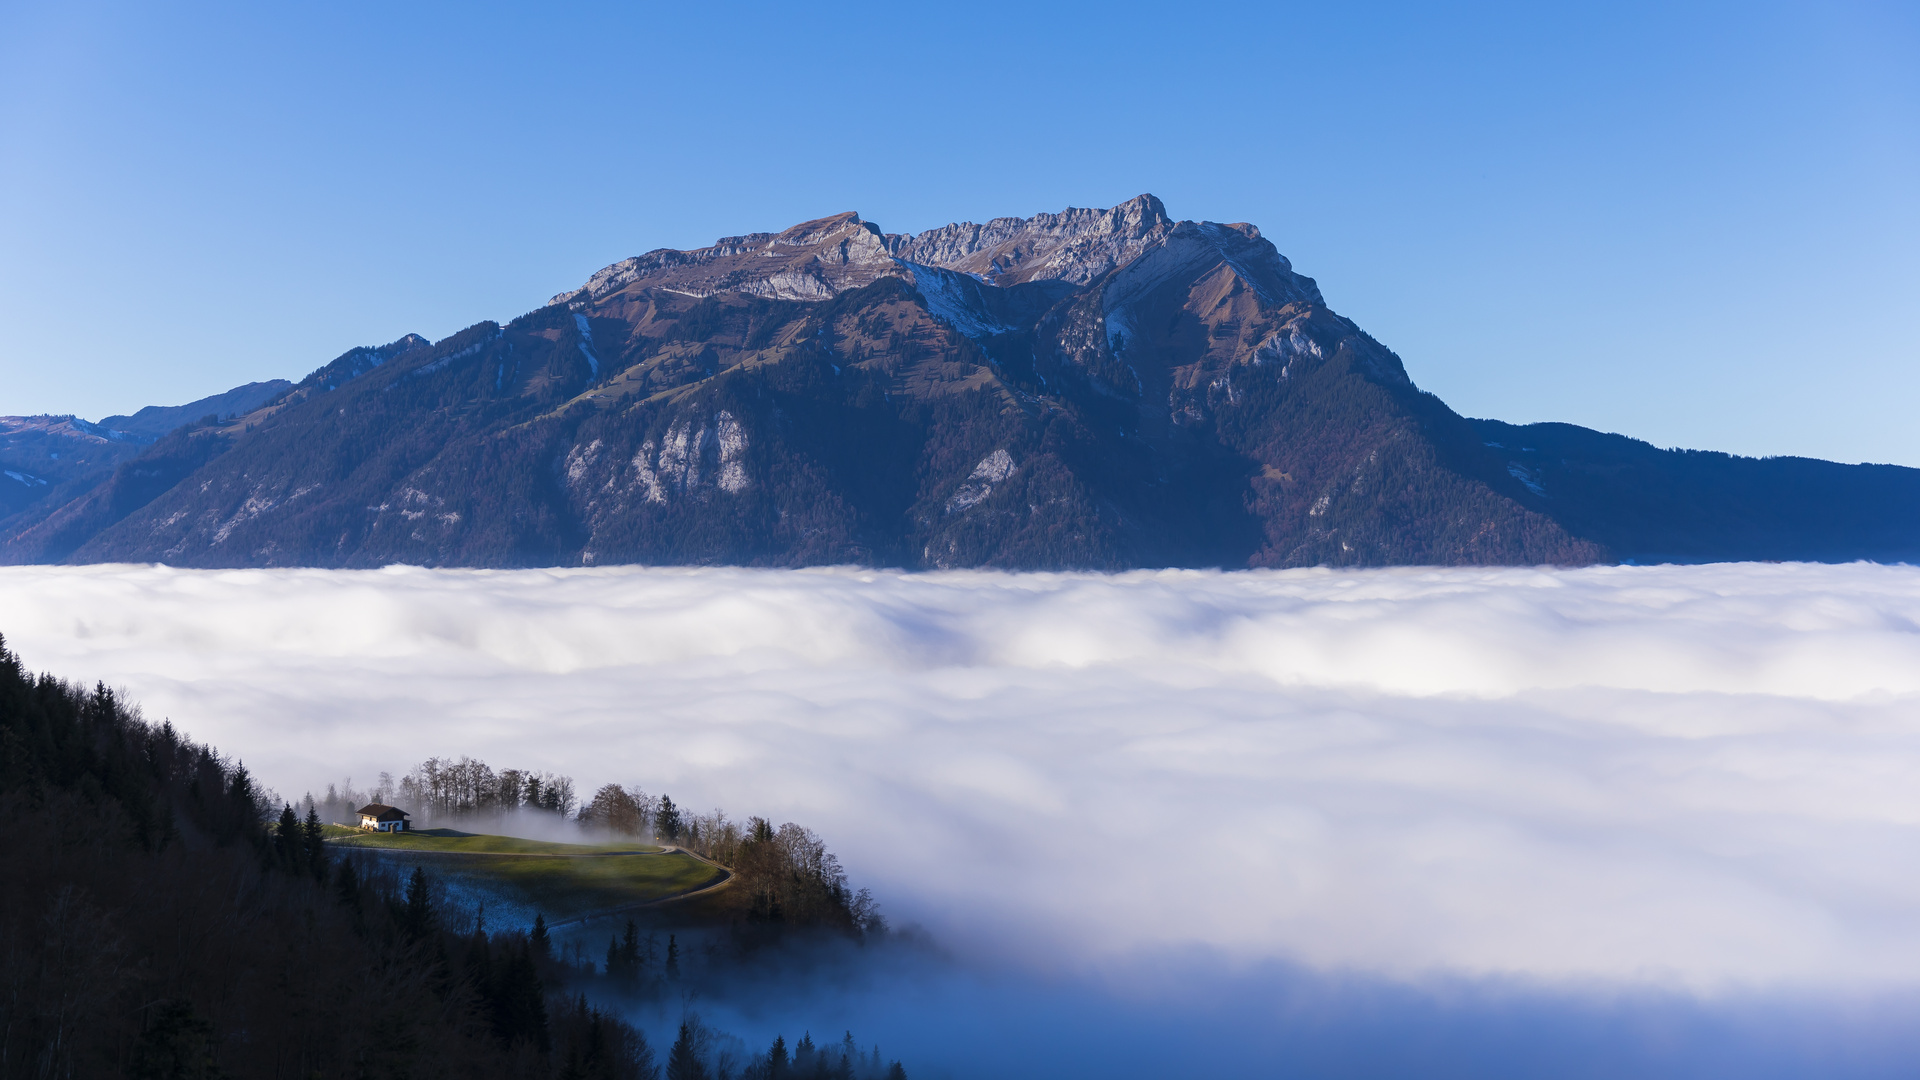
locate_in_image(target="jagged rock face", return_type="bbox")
[21,194,1895,570]
[887,193,1180,286]
[550,213,903,306]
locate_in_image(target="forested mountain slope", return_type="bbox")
[3,195,1913,568]
[0,380,295,538]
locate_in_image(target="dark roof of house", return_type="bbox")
[356,803,411,820]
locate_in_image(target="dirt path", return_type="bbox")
[545,849,735,929]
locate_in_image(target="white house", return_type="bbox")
[356,803,412,832]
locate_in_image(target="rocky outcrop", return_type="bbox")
[886,194,1178,286]
[549,212,904,306]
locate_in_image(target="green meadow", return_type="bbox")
[326,828,724,924]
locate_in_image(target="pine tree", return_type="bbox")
[276,803,302,872]
[303,805,327,880]
[657,795,682,842]
[666,1021,708,1080]
[767,1034,789,1078]
[494,943,550,1052]
[837,1031,856,1080]
[581,1004,606,1073]
[465,931,496,1022]
[665,933,680,981]
[522,947,552,1053]
[884,1064,907,1080]
[334,859,360,910]
[224,766,256,844]
[530,913,551,960]
[403,867,435,940]
[620,919,640,980]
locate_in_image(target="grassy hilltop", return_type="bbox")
[326,826,726,925]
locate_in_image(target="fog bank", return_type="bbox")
[4,562,1920,990]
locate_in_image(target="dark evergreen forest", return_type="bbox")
[0,636,908,1079]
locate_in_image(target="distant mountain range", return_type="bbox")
[3,195,1914,569]
[0,380,290,527]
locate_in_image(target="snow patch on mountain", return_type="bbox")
[573,314,599,377]
[905,264,1015,339]
[1508,463,1547,497]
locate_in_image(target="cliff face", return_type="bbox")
[5,195,1906,570]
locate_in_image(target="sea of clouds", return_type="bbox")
[5,562,1920,1074]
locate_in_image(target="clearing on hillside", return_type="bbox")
[326,828,726,926]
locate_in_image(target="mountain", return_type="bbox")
[97,378,295,439]
[1,195,1913,569]
[1471,420,1920,564]
[0,379,297,543]
[0,415,150,525]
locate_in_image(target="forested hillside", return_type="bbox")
[0,637,907,1079]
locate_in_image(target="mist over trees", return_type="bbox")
[0,634,665,1077]
[314,761,886,938]
[0,640,911,1079]
[311,755,578,826]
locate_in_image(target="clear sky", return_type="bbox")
[2,0,1915,464]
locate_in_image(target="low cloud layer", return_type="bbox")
[5,562,1920,990]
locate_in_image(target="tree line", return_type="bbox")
[312,755,578,826]
[313,764,884,938]
[0,637,910,1079]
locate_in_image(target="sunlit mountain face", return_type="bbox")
[6,196,1915,570]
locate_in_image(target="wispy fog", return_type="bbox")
[5,562,1920,1069]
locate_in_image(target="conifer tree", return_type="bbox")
[303,805,327,880]
[276,803,303,871]
[840,1032,858,1080]
[665,933,680,981]
[402,867,435,940]
[334,859,360,910]
[657,795,682,842]
[224,766,256,843]
[666,1021,707,1080]
[529,913,551,960]
[493,943,550,1052]
[795,1033,816,1075]
[767,1034,789,1078]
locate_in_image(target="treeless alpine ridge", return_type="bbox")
[4,195,1915,570]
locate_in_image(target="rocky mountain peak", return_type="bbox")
[885,193,1177,286]
[771,211,881,249]
[552,195,1199,309]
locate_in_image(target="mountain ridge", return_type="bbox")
[3,195,1913,569]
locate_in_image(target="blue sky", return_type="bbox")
[1,0,1915,464]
